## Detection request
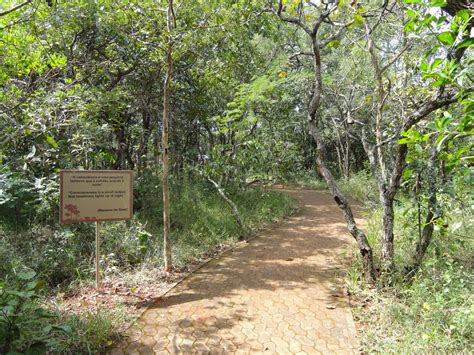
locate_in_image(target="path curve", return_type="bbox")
[111,188,362,354]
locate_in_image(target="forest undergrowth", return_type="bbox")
[0,172,297,353]
[338,173,473,353]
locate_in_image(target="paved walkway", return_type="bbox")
[110,188,361,354]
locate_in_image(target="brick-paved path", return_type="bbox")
[110,188,361,354]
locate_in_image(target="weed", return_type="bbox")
[52,309,125,354]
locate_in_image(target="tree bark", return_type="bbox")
[308,36,376,283]
[274,2,377,282]
[408,141,438,275]
[207,176,245,235]
[162,0,175,272]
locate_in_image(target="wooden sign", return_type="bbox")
[60,170,133,224]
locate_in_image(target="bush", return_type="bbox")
[0,168,59,230]
[0,270,70,354]
[339,169,378,204]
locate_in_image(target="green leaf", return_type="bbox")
[437,32,456,45]
[430,0,447,6]
[45,135,59,149]
[420,62,429,72]
[403,169,413,179]
[454,9,469,21]
[457,37,474,49]
[26,280,39,291]
[17,271,36,280]
[7,290,35,298]
[354,14,364,25]
[404,20,416,33]
[415,144,423,154]
[431,58,444,70]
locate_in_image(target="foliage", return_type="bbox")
[0,270,70,354]
[0,0,472,351]
[0,268,123,353]
[1,175,297,286]
[52,309,124,354]
[134,174,298,268]
[338,170,379,204]
[347,170,473,353]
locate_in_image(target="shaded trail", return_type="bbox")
[111,188,362,354]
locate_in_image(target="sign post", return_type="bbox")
[95,221,100,288]
[59,170,133,289]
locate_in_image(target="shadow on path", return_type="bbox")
[110,188,362,354]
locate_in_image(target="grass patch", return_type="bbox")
[147,185,299,268]
[52,309,125,354]
[338,170,378,205]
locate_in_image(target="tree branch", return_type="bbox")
[289,51,314,60]
[381,45,410,74]
[0,0,32,17]
[320,20,354,47]
[272,0,312,35]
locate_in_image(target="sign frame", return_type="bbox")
[59,170,134,224]
[59,169,134,289]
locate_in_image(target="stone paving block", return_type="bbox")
[108,189,361,354]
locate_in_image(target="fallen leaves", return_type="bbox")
[50,273,180,321]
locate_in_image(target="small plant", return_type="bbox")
[0,270,70,353]
[52,310,124,354]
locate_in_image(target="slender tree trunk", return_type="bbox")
[380,193,395,269]
[162,0,175,272]
[308,36,376,282]
[137,104,152,172]
[273,2,376,282]
[364,21,387,181]
[335,145,344,178]
[344,131,350,179]
[207,176,245,234]
[408,142,439,275]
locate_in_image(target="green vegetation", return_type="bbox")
[0,268,125,354]
[0,176,297,353]
[1,0,472,352]
[342,171,473,353]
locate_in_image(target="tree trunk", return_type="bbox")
[309,123,376,282]
[137,104,152,172]
[161,0,175,272]
[344,131,350,179]
[308,36,376,283]
[408,142,439,275]
[207,176,245,236]
[335,145,344,178]
[274,2,376,282]
[380,193,395,270]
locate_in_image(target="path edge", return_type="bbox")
[110,189,303,346]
